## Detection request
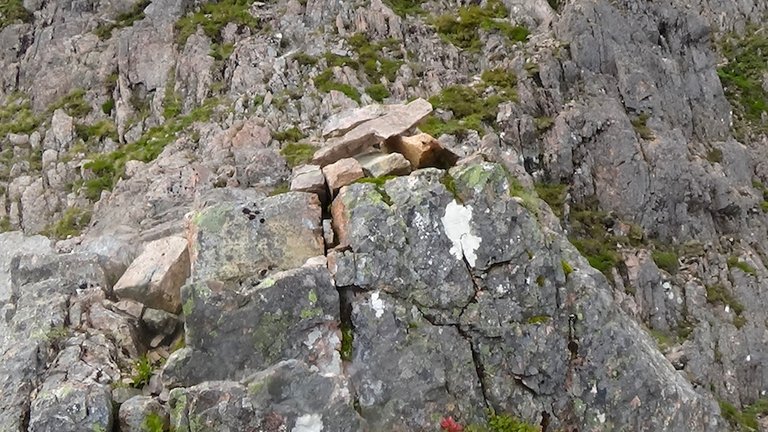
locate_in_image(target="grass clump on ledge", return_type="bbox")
[0,93,39,138]
[272,127,305,143]
[727,256,757,276]
[175,0,261,46]
[717,25,768,140]
[433,0,529,51]
[719,398,768,432]
[366,84,390,102]
[0,0,32,30]
[420,70,517,137]
[652,250,679,274]
[41,207,92,239]
[280,142,316,168]
[383,0,424,17]
[81,99,219,201]
[93,0,151,39]
[314,69,361,102]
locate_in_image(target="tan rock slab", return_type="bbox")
[382,132,459,169]
[312,98,433,166]
[290,164,327,202]
[321,104,389,138]
[323,158,364,194]
[114,236,190,314]
[356,152,411,177]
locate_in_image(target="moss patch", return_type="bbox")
[630,113,654,140]
[0,93,39,138]
[719,398,768,432]
[465,412,539,432]
[272,127,304,142]
[433,0,529,51]
[652,250,679,274]
[279,142,316,168]
[383,0,424,17]
[314,69,361,102]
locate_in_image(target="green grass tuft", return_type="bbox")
[433,0,529,51]
[652,250,679,274]
[0,216,11,233]
[94,0,150,39]
[0,0,33,29]
[41,207,92,239]
[175,0,261,46]
[719,398,768,432]
[314,69,361,102]
[279,142,316,168]
[383,0,424,17]
[141,412,166,432]
[727,256,757,276]
[272,127,305,142]
[534,182,567,217]
[366,83,390,102]
[630,113,654,140]
[706,284,745,316]
[131,355,153,389]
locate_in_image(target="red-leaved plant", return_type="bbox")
[440,416,464,432]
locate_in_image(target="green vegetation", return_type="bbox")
[141,412,165,432]
[0,216,10,233]
[727,256,757,276]
[75,120,118,145]
[717,25,768,140]
[630,113,654,140]
[433,0,529,51]
[131,355,154,388]
[356,176,394,205]
[706,148,724,163]
[706,284,745,316]
[465,412,539,432]
[347,33,404,82]
[82,99,219,200]
[314,69,361,102]
[41,207,92,239]
[272,127,304,142]
[162,78,183,119]
[0,0,32,29]
[175,0,260,46]
[561,260,574,276]
[534,116,554,132]
[719,398,768,432]
[526,315,550,325]
[547,0,561,11]
[269,182,290,196]
[210,42,235,61]
[94,0,150,39]
[340,325,354,361]
[383,0,424,17]
[49,89,92,118]
[366,83,390,102]
[652,250,679,274]
[534,182,567,217]
[293,52,318,67]
[420,71,517,136]
[279,142,316,168]
[0,93,39,138]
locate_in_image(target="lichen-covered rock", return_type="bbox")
[162,265,340,387]
[168,360,364,432]
[332,161,723,431]
[356,151,412,177]
[188,191,324,284]
[119,396,169,432]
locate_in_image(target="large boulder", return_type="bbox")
[114,236,191,314]
[162,265,340,387]
[187,191,324,284]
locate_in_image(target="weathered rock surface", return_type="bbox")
[312,98,433,166]
[290,164,327,202]
[168,360,364,431]
[322,157,364,194]
[162,265,340,387]
[114,236,190,313]
[383,133,459,169]
[188,191,324,284]
[356,151,412,177]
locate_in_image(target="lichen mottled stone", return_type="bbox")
[188,191,324,284]
[162,266,340,387]
[168,361,364,432]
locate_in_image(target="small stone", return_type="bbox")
[150,335,165,349]
[323,218,335,248]
[303,255,328,267]
[142,308,179,336]
[290,164,327,203]
[112,386,142,404]
[356,151,412,177]
[113,299,145,319]
[382,133,459,169]
[118,396,168,432]
[322,158,364,194]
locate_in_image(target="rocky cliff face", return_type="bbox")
[2,0,768,430]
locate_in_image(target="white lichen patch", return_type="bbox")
[441,200,482,267]
[293,414,324,432]
[370,290,385,318]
